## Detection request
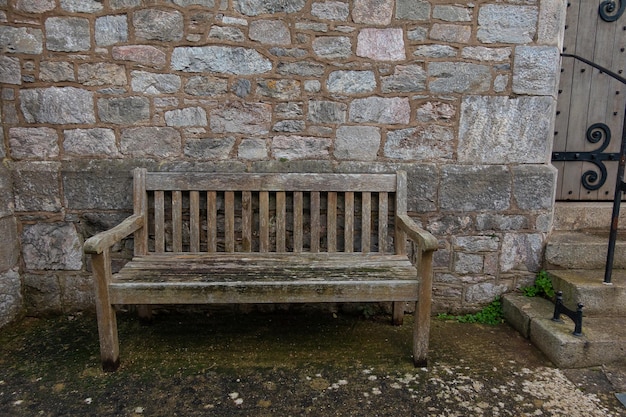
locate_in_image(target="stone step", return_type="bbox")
[552,202,626,232]
[544,230,626,270]
[548,269,626,317]
[503,294,626,368]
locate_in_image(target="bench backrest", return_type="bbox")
[132,168,410,255]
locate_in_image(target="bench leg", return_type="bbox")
[92,251,120,372]
[137,305,153,324]
[413,249,434,367]
[392,301,404,325]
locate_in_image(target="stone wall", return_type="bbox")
[0,0,566,315]
[0,160,21,326]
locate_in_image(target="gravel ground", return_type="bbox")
[0,308,624,416]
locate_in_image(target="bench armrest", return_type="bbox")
[397,214,438,252]
[84,214,144,255]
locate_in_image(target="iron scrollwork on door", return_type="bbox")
[600,0,626,21]
[551,123,620,190]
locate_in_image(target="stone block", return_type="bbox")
[461,46,511,62]
[538,0,567,48]
[209,26,246,42]
[381,65,426,93]
[0,165,13,218]
[78,63,127,87]
[97,96,150,125]
[0,25,43,54]
[12,161,61,212]
[458,96,555,164]
[249,20,290,45]
[416,101,456,123]
[327,71,375,94]
[277,61,325,77]
[384,125,454,160]
[257,79,301,100]
[428,62,491,94]
[500,233,544,273]
[271,136,331,160]
[465,281,512,304]
[45,17,91,52]
[0,56,21,85]
[39,61,75,82]
[238,138,268,160]
[9,127,59,159]
[353,0,393,25]
[172,46,272,75]
[234,0,306,16]
[430,24,471,43]
[23,273,61,314]
[440,165,511,211]
[453,235,499,252]
[61,0,103,12]
[112,45,167,69]
[454,252,484,274]
[185,75,228,96]
[308,100,347,124]
[165,107,207,127]
[478,5,538,44]
[15,0,55,13]
[273,120,305,132]
[173,0,215,6]
[21,87,95,124]
[120,127,181,158]
[95,15,127,46]
[133,8,183,42]
[312,2,350,21]
[334,126,380,161]
[513,165,557,210]
[356,28,405,61]
[0,269,21,327]
[513,46,560,96]
[433,5,472,22]
[63,128,120,157]
[60,273,94,311]
[22,223,83,271]
[312,36,352,59]
[349,97,410,124]
[184,137,236,159]
[131,71,180,94]
[211,102,272,134]
[413,45,457,58]
[476,214,529,231]
[0,216,18,272]
[395,0,430,20]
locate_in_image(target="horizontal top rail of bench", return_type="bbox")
[144,172,397,192]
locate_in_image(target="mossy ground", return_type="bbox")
[0,308,623,416]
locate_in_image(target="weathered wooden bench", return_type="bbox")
[83,168,438,371]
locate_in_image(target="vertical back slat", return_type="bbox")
[225,191,235,252]
[172,191,183,252]
[154,190,165,253]
[327,192,337,252]
[242,191,252,252]
[344,192,354,252]
[275,192,286,252]
[133,168,148,255]
[379,192,388,253]
[395,171,407,256]
[362,192,371,253]
[294,191,303,252]
[207,191,217,252]
[190,191,200,252]
[260,191,270,252]
[310,191,320,253]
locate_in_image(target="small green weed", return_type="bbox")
[521,270,555,298]
[437,298,504,325]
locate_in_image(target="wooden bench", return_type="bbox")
[83,168,438,371]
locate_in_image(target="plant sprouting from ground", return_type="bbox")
[521,270,555,298]
[437,298,504,326]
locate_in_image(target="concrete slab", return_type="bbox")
[545,231,626,270]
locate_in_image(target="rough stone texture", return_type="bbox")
[60,0,103,12]
[172,46,272,75]
[23,272,61,314]
[15,0,55,13]
[433,5,472,22]
[353,0,393,25]
[327,71,376,94]
[458,96,555,164]
[500,233,544,273]
[308,100,347,124]
[22,223,82,271]
[476,214,529,231]
[356,28,405,61]
[440,165,511,211]
[21,87,95,124]
[133,9,183,42]
[63,129,120,157]
[277,61,325,77]
[334,126,380,161]
[478,5,538,44]
[39,61,75,82]
[45,17,91,52]
[512,46,560,96]
[428,62,491,94]
[185,75,228,96]
[131,71,181,94]
[384,125,454,160]
[311,1,350,21]
[249,20,290,45]
[238,138,268,160]
[0,26,43,54]
[78,63,127,87]
[0,217,19,272]
[97,96,150,125]
[414,45,457,58]
[312,36,352,59]
[256,79,301,100]
[0,165,14,219]
[165,107,208,127]
[0,56,21,85]
[174,0,215,6]
[466,281,511,304]
[349,97,410,124]
[381,65,427,93]
[0,269,21,327]
[184,137,236,159]
[209,26,245,42]
[120,127,181,158]
[430,24,471,43]
[112,45,167,69]
[12,162,61,212]
[416,101,456,123]
[462,47,511,62]
[9,127,59,160]
[234,0,306,16]
[95,15,127,47]
[210,102,272,134]
[271,136,331,160]
[513,165,557,210]
[395,0,430,21]
[538,0,567,48]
